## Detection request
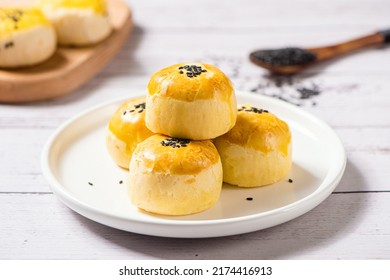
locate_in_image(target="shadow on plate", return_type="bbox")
[71,159,365,259]
[148,163,319,221]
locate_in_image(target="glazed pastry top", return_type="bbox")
[36,0,107,15]
[0,8,50,37]
[147,62,235,103]
[108,97,153,151]
[218,105,291,156]
[133,134,220,175]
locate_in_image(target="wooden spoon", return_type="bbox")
[249,29,390,75]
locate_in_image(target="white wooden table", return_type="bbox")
[1,0,390,259]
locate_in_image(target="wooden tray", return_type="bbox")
[0,0,132,103]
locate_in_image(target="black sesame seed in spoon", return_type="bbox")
[251,48,317,66]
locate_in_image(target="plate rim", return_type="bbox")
[41,91,347,236]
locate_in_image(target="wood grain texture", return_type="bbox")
[1,193,389,259]
[0,0,390,259]
[0,0,132,103]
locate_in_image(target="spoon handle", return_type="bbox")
[379,29,390,43]
[310,31,386,61]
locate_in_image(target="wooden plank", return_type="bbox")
[0,192,389,259]
[127,0,390,30]
[94,32,390,75]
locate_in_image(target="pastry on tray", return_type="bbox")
[0,8,56,68]
[106,97,154,169]
[214,105,292,187]
[128,135,222,215]
[146,63,237,140]
[36,0,112,46]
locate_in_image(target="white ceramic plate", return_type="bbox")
[41,91,346,238]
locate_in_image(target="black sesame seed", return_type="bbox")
[161,137,191,148]
[296,84,321,99]
[246,197,253,201]
[131,102,146,113]
[123,111,127,115]
[133,102,146,109]
[4,42,14,49]
[251,47,317,66]
[119,180,123,184]
[179,65,207,78]
[239,105,269,114]
[88,182,93,186]
[288,179,293,183]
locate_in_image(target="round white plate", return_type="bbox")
[41,91,346,238]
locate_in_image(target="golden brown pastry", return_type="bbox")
[36,0,112,46]
[106,97,154,169]
[128,134,223,215]
[214,105,292,187]
[0,8,56,68]
[146,63,237,140]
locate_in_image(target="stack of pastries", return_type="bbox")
[106,63,292,216]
